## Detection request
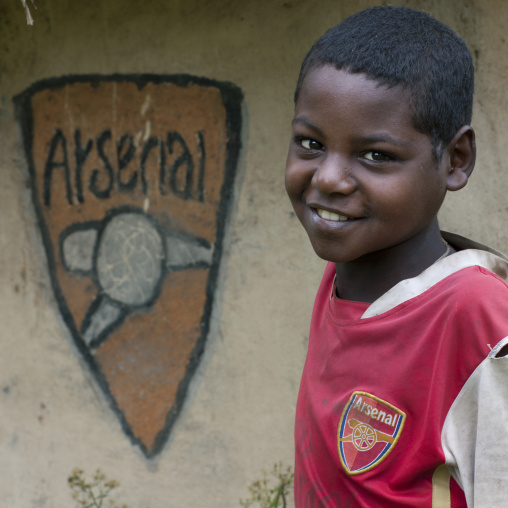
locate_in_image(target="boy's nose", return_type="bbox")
[311,154,357,195]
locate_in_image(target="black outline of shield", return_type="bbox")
[14,74,243,458]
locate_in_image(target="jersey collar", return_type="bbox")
[361,232,508,319]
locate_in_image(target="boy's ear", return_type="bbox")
[444,125,476,191]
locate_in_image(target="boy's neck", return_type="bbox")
[334,220,451,304]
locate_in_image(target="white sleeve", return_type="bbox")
[441,336,508,507]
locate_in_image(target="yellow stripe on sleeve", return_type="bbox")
[432,464,451,508]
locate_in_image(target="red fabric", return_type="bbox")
[295,262,508,507]
[450,476,467,508]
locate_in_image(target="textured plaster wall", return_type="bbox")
[1,1,507,507]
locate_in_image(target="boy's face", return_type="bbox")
[285,65,450,264]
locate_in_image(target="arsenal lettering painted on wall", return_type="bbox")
[15,74,243,457]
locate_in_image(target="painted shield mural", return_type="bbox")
[337,391,406,474]
[15,74,243,457]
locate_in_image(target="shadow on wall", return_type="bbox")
[14,74,243,457]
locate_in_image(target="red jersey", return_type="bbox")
[295,233,508,507]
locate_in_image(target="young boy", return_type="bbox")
[285,6,508,508]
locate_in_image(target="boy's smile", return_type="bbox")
[285,66,452,276]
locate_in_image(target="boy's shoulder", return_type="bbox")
[435,231,508,296]
[347,232,508,320]
[313,232,508,325]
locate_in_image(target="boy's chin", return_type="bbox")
[308,240,360,264]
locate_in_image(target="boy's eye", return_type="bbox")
[363,151,391,162]
[299,138,323,150]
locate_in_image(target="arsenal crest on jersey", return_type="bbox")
[337,391,406,475]
[15,74,242,457]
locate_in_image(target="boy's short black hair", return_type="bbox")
[295,6,474,160]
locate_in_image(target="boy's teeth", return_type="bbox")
[317,208,349,221]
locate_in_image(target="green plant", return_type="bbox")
[240,462,294,508]
[67,468,127,508]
